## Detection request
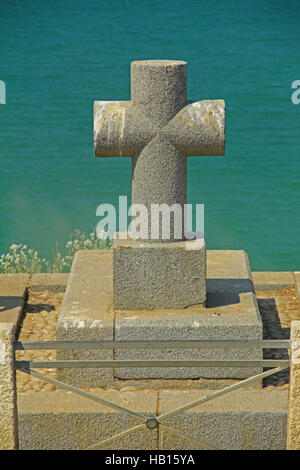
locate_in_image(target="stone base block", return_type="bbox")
[252,271,294,291]
[18,390,158,450]
[115,294,262,380]
[30,273,69,293]
[160,389,288,450]
[113,234,206,309]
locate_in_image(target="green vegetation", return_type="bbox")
[0,229,112,274]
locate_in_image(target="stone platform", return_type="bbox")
[1,268,298,450]
[56,249,262,386]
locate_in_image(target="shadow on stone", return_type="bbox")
[26,303,55,314]
[257,297,290,387]
[205,277,256,308]
[206,292,240,308]
[207,278,255,295]
[0,296,24,313]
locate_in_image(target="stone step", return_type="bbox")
[17,388,288,450]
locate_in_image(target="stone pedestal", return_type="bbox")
[0,323,18,449]
[113,234,206,309]
[56,250,262,387]
[286,320,300,449]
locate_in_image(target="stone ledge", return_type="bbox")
[30,273,69,293]
[252,272,294,291]
[0,274,29,329]
[294,272,300,301]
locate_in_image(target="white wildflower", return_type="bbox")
[10,244,19,250]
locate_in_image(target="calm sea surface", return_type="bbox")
[0,0,300,270]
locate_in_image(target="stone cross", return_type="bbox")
[94,60,225,242]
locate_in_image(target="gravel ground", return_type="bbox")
[16,289,63,393]
[15,286,300,393]
[257,287,300,388]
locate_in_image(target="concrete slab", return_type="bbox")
[252,271,294,291]
[56,251,114,388]
[0,274,29,328]
[115,250,262,379]
[30,273,69,293]
[17,389,158,450]
[159,389,288,450]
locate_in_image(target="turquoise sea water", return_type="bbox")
[0,0,300,270]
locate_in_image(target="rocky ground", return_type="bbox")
[15,286,300,393]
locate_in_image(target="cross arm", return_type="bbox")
[162,100,225,156]
[94,101,155,157]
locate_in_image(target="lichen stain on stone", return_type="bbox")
[62,318,86,330]
[94,101,126,149]
[201,108,222,134]
[90,320,103,328]
[188,102,205,125]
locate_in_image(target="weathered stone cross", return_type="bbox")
[94,60,225,309]
[94,60,225,242]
